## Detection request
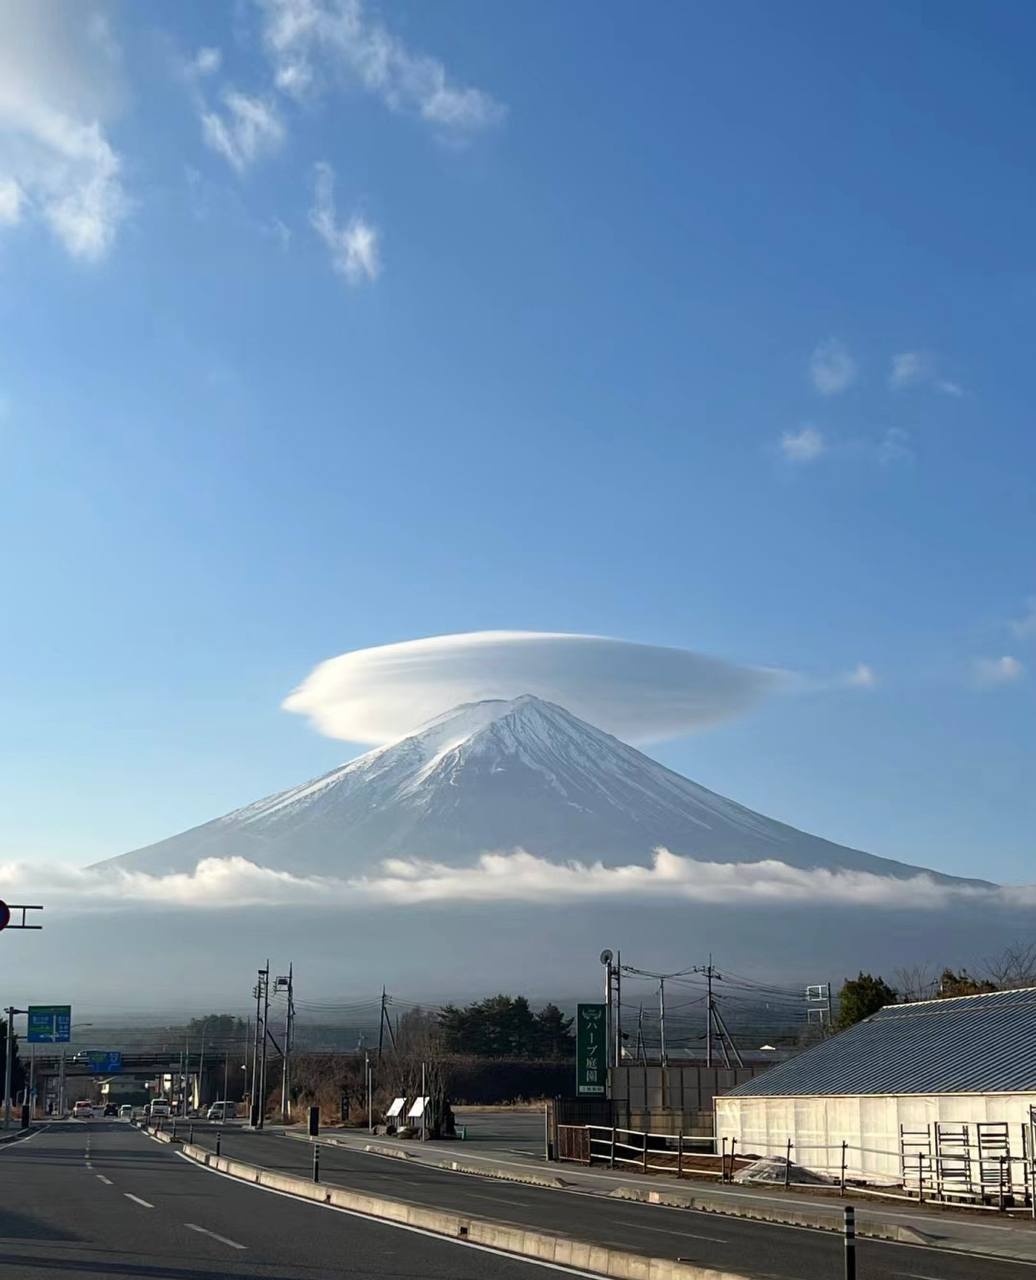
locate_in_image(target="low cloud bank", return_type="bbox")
[4,849,1029,915]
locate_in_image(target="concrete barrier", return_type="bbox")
[607,1185,945,1248]
[175,1141,757,1280]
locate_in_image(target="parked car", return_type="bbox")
[118,1104,133,1118]
[72,1100,94,1119]
[206,1100,236,1121]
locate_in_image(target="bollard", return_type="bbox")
[721,1137,728,1183]
[999,1155,1007,1213]
[313,1143,320,1184]
[189,1123,194,1144]
[215,1131,221,1157]
[171,1119,177,1141]
[677,1132,684,1179]
[785,1138,792,1188]
[843,1205,856,1280]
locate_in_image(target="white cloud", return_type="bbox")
[309,161,380,283]
[809,339,857,395]
[282,630,788,745]
[0,0,127,260]
[780,425,826,463]
[973,655,1026,688]
[1011,599,1036,641]
[876,427,913,466]
[191,46,222,77]
[0,176,21,224]
[201,90,285,173]
[890,351,963,396]
[846,663,877,688]
[257,0,505,136]
[1,848,1031,915]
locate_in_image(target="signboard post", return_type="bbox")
[26,1006,71,1044]
[576,1003,607,1097]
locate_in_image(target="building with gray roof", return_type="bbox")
[716,988,1036,1197]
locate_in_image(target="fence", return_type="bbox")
[558,1124,734,1179]
[556,1120,1036,1214]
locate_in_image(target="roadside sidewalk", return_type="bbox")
[280,1124,1036,1265]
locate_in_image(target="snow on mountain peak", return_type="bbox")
[96,693,978,887]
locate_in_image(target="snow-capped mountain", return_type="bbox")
[97,695,972,883]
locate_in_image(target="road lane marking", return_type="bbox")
[217,1149,1036,1274]
[124,1194,154,1208]
[614,1218,727,1243]
[185,1223,246,1249]
[176,1152,619,1277]
[96,1175,113,1186]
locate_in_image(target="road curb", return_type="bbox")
[284,1131,969,1255]
[606,1184,944,1247]
[175,1139,759,1280]
[287,1130,570,1190]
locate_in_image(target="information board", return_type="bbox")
[576,1002,607,1096]
[26,1005,71,1043]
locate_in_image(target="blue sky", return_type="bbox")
[1,0,1033,879]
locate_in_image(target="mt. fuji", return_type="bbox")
[97,695,975,885]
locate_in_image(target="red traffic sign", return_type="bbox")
[0,901,9,931]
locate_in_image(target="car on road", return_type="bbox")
[118,1104,133,1118]
[72,1100,95,1119]
[103,1103,118,1117]
[147,1099,172,1119]
[206,1100,236,1121]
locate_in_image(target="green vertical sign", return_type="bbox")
[576,1002,607,1096]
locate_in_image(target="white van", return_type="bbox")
[147,1099,172,1119]
[206,1100,236,1121]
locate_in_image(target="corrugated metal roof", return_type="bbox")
[725,987,1036,1097]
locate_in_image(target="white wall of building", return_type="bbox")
[716,1092,1036,1189]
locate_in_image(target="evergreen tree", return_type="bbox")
[533,1004,575,1059]
[835,973,897,1030]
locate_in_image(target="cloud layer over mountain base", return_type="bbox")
[6,849,1029,913]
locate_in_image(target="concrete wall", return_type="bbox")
[715,1091,1036,1191]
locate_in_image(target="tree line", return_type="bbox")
[835,942,1036,1030]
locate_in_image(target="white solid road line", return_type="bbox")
[175,1151,618,1278]
[124,1193,155,1208]
[185,1223,247,1249]
[614,1218,727,1243]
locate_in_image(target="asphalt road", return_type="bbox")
[190,1122,1036,1280]
[0,1121,615,1280]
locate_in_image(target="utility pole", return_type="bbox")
[4,1007,24,1130]
[258,960,270,1129]
[658,977,667,1068]
[250,966,266,1127]
[706,963,713,1068]
[378,986,386,1061]
[614,951,622,1066]
[223,1047,229,1105]
[277,964,294,1124]
[197,1027,206,1110]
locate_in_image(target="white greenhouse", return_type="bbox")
[715,987,1036,1202]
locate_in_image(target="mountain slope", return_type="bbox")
[97,695,976,882]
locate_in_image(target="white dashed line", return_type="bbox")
[124,1193,154,1208]
[185,1223,246,1249]
[96,1175,113,1186]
